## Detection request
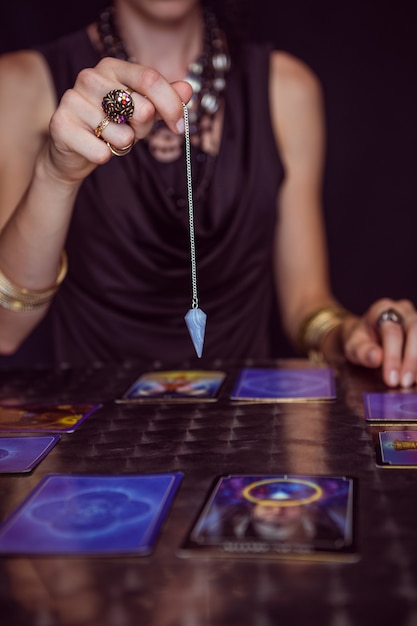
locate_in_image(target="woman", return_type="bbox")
[0,0,415,385]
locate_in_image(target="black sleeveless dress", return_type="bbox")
[33,29,284,366]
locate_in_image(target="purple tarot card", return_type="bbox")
[180,474,356,561]
[0,473,182,555]
[0,435,60,473]
[378,430,417,467]
[364,393,417,423]
[230,368,336,401]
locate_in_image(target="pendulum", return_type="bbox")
[183,102,207,358]
[183,103,207,357]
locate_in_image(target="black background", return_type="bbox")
[1,0,416,361]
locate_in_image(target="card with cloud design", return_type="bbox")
[364,393,417,423]
[0,473,182,555]
[230,368,336,402]
[0,435,60,473]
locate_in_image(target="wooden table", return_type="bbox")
[0,358,416,626]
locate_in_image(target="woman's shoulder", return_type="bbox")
[0,50,56,126]
[269,50,323,104]
[236,42,323,107]
[267,50,325,172]
[0,49,52,91]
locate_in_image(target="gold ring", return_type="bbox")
[101,88,134,124]
[106,141,134,157]
[94,116,111,138]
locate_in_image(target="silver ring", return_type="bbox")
[377,308,404,327]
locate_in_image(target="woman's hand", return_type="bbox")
[45,57,193,185]
[341,298,417,387]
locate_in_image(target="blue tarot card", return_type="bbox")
[364,393,417,423]
[0,473,182,555]
[0,403,101,433]
[230,368,336,401]
[181,474,356,561]
[118,370,226,402]
[378,430,417,467]
[0,435,60,473]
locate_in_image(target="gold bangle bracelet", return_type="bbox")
[0,251,68,312]
[297,306,351,355]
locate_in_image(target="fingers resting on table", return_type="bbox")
[343,298,417,388]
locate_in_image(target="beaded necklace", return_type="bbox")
[97,4,230,138]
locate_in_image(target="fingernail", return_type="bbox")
[401,372,414,388]
[388,369,400,386]
[175,117,184,133]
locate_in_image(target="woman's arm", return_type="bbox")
[269,51,340,342]
[268,50,417,387]
[0,50,73,352]
[0,50,192,354]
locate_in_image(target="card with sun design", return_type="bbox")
[180,474,356,561]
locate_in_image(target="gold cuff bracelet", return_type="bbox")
[297,306,350,355]
[0,251,68,312]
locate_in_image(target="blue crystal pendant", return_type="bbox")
[185,307,207,358]
[182,103,207,359]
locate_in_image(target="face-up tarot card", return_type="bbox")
[0,404,101,433]
[230,368,336,402]
[181,474,356,561]
[364,393,417,423]
[0,435,60,473]
[0,473,182,556]
[118,370,226,402]
[377,430,417,467]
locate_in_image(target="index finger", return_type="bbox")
[378,320,405,386]
[102,59,192,133]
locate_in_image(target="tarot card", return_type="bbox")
[0,403,101,433]
[0,435,60,473]
[0,473,182,556]
[180,474,356,561]
[230,368,336,402]
[118,370,226,402]
[364,393,417,423]
[377,430,417,467]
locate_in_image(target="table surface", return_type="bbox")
[0,358,416,626]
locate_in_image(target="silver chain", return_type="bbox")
[183,103,199,309]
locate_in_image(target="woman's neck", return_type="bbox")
[112,0,204,82]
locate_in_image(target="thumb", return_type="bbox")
[172,80,193,108]
[343,319,382,368]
